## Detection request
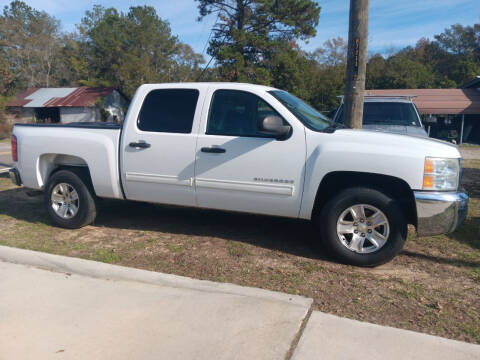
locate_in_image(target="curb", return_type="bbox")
[0,245,313,308]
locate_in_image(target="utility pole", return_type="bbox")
[343,0,369,129]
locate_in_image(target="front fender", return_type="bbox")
[299,129,459,219]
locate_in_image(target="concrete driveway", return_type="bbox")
[0,140,12,173]
[0,246,479,360]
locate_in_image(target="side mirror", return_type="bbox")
[260,116,291,139]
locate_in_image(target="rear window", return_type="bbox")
[138,89,199,133]
[335,102,420,127]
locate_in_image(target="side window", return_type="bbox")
[207,90,284,137]
[138,89,199,133]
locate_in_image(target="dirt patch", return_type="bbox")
[460,145,480,160]
[0,162,479,344]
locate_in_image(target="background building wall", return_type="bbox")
[20,108,35,123]
[60,107,100,123]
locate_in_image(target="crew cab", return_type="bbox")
[9,83,469,266]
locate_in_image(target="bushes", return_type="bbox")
[0,96,13,139]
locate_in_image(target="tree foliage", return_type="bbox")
[0,0,479,121]
[75,5,204,97]
[0,0,62,90]
[196,0,320,84]
[365,25,480,92]
[0,2,205,99]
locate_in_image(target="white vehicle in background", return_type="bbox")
[9,83,468,266]
[332,95,429,138]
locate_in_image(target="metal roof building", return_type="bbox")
[6,87,128,124]
[365,89,480,115]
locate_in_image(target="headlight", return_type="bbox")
[423,157,460,191]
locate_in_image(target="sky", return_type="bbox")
[1,0,479,58]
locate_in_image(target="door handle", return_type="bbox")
[201,147,226,153]
[129,142,151,149]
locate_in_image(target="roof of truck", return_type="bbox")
[139,82,278,91]
[338,95,414,103]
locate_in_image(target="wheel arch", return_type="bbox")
[312,171,417,227]
[38,154,95,194]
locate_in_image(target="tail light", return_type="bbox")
[11,135,18,162]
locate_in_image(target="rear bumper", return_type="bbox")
[9,168,22,186]
[414,191,469,237]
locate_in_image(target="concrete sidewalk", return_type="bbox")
[0,246,479,360]
[293,312,480,360]
[0,247,310,360]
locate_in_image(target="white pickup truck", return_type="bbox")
[9,83,469,266]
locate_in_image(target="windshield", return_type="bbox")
[335,102,421,127]
[269,90,332,131]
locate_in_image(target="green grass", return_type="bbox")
[298,261,325,274]
[392,281,426,300]
[462,323,480,340]
[226,241,250,257]
[166,243,184,253]
[467,268,480,283]
[459,144,480,149]
[93,249,121,263]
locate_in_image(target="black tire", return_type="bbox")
[44,169,97,229]
[315,187,407,267]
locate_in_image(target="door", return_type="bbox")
[195,89,306,218]
[122,88,201,206]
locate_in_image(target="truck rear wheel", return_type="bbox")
[44,170,97,229]
[315,187,407,267]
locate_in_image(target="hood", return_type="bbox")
[329,128,460,159]
[362,124,428,137]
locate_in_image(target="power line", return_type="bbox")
[197,11,220,63]
[195,12,222,82]
[196,29,230,82]
[196,55,216,81]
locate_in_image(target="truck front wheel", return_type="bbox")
[44,170,97,229]
[315,187,407,267]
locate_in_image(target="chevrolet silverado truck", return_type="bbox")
[9,83,469,266]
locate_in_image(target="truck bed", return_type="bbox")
[13,123,123,199]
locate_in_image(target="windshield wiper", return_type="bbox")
[323,122,345,133]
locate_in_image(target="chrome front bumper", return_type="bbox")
[414,191,469,237]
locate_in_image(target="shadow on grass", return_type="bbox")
[401,250,480,268]
[0,185,328,262]
[1,177,478,268]
[462,167,480,199]
[447,216,480,252]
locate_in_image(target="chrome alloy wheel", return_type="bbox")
[51,183,79,219]
[336,204,390,254]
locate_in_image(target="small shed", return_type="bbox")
[366,88,480,144]
[6,87,129,125]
